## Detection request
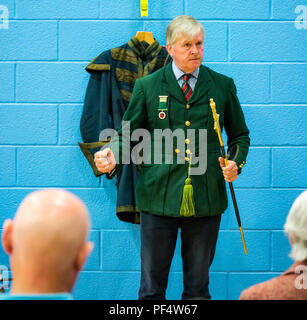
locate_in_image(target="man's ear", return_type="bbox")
[75,242,94,272]
[166,43,173,56]
[1,219,13,255]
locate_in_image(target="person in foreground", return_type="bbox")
[240,190,307,300]
[1,189,93,300]
[95,15,250,300]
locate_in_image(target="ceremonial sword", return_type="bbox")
[210,98,247,255]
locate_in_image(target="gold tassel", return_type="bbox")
[180,153,195,217]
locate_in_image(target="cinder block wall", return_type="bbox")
[0,1,306,300]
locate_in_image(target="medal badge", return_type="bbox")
[158,95,168,120]
[158,111,166,119]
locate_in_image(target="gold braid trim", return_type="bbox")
[115,68,138,84]
[85,56,111,72]
[119,89,132,103]
[111,48,139,65]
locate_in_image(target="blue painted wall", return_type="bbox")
[0,0,306,300]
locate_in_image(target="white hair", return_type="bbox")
[166,15,205,46]
[284,190,307,262]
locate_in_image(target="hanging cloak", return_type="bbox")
[79,36,171,224]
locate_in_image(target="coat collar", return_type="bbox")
[128,36,162,62]
[282,260,307,276]
[162,62,213,104]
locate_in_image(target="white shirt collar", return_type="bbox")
[172,61,199,81]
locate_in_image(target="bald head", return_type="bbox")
[2,189,93,294]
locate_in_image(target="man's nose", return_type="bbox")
[190,45,198,54]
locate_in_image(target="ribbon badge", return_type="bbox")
[158,95,168,120]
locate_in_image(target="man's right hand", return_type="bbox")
[94,148,116,173]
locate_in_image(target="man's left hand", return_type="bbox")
[218,157,238,183]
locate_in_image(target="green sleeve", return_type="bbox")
[80,70,111,143]
[79,70,111,177]
[108,78,147,168]
[224,78,250,173]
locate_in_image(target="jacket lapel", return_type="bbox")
[162,62,186,104]
[188,65,212,104]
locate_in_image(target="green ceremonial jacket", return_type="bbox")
[110,62,250,218]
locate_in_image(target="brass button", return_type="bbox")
[186,149,191,155]
[239,161,246,168]
[185,157,190,162]
[174,148,180,154]
[185,121,191,127]
[186,104,190,109]
[185,139,190,144]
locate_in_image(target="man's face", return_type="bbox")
[167,31,204,73]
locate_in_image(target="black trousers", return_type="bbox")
[138,212,221,300]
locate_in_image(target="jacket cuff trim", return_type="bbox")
[78,139,111,177]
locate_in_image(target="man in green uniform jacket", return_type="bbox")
[95,15,250,300]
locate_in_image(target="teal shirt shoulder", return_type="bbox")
[0,292,73,300]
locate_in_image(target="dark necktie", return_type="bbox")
[182,74,193,101]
